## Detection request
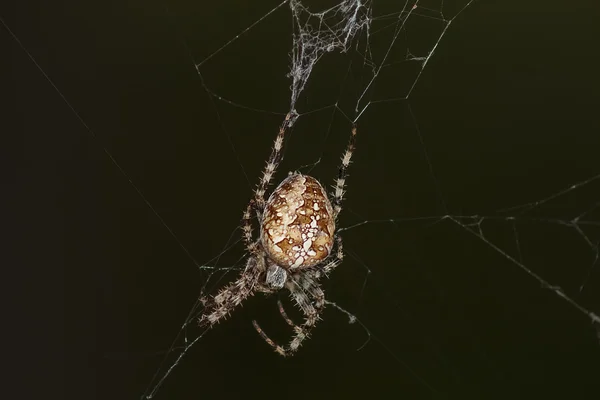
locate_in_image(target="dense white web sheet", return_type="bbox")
[3,0,599,398]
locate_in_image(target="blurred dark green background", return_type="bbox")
[5,0,600,399]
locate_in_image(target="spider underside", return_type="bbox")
[199,112,357,356]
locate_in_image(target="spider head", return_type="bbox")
[265,264,287,289]
[260,173,335,271]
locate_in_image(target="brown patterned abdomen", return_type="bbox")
[260,174,335,270]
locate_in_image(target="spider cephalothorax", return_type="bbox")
[199,112,356,356]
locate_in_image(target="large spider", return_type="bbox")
[199,111,357,356]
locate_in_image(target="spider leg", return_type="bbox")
[277,298,297,328]
[252,298,301,356]
[252,320,287,356]
[254,111,298,209]
[199,256,263,328]
[252,282,310,357]
[285,273,326,353]
[243,112,298,254]
[314,235,344,278]
[242,202,260,255]
[332,125,357,218]
[296,272,325,309]
[252,277,322,356]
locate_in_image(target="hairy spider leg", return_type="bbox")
[199,256,263,327]
[287,272,327,353]
[254,281,316,358]
[313,235,344,278]
[252,272,327,356]
[242,112,298,256]
[252,278,318,357]
[277,298,297,328]
[254,111,298,210]
[242,202,259,255]
[252,320,286,356]
[332,125,357,218]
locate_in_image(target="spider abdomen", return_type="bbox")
[261,173,335,270]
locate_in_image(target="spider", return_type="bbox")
[199,110,357,356]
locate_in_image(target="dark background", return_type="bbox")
[5,0,600,399]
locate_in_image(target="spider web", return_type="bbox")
[4,0,600,399]
[139,0,600,397]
